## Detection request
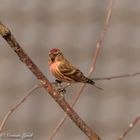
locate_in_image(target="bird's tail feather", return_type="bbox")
[85,77,103,90]
[93,84,103,90]
[85,77,95,85]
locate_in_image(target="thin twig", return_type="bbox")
[0,22,101,140]
[48,0,114,139]
[93,72,140,80]
[118,115,140,140]
[0,84,41,132]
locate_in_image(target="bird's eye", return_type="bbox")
[56,52,61,56]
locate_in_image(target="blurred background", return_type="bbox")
[0,0,140,140]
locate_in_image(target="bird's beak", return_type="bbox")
[49,53,55,61]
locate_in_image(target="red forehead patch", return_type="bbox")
[50,48,60,53]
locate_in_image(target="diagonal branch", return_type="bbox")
[0,22,100,140]
[91,0,114,71]
[48,0,114,139]
[0,84,41,132]
[118,115,140,140]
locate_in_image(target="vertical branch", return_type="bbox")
[48,0,114,139]
[91,0,114,71]
[0,22,101,140]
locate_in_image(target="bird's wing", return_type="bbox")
[58,59,84,82]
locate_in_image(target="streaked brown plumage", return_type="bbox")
[48,48,95,85]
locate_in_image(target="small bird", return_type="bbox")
[48,48,101,89]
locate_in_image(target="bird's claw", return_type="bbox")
[55,79,62,84]
[52,81,71,98]
[58,87,66,93]
[57,87,66,97]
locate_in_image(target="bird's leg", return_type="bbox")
[55,79,62,87]
[55,79,62,84]
[58,83,71,92]
[52,79,62,87]
[57,83,71,97]
[52,79,66,97]
[53,80,71,97]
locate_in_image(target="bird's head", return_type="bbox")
[49,48,63,62]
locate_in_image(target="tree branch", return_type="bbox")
[0,22,100,140]
[0,84,41,132]
[118,115,140,140]
[48,0,114,139]
[93,72,140,80]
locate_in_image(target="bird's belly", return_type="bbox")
[50,63,75,83]
[52,68,64,81]
[50,63,64,81]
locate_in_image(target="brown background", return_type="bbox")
[0,0,140,140]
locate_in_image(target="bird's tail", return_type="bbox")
[85,77,103,90]
[85,78,95,85]
[93,84,103,90]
